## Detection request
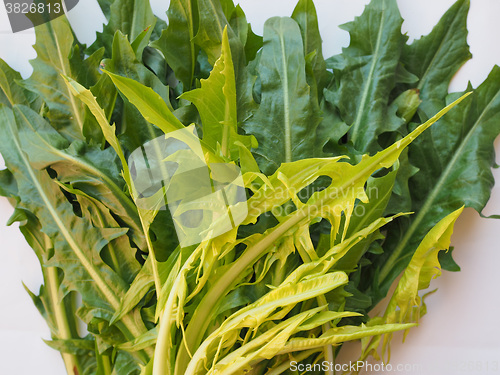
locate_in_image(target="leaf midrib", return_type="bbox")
[350,0,386,146]
[49,21,84,131]
[207,0,224,37]
[278,23,292,163]
[130,0,141,41]
[227,273,345,323]
[176,0,196,87]
[0,68,14,106]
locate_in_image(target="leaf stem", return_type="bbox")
[317,295,335,375]
[349,0,386,148]
[153,243,204,375]
[297,241,335,375]
[139,214,163,298]
[46,266,82,375]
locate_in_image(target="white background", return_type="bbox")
[0,1,499,374]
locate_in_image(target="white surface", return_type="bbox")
[0,1,499,374]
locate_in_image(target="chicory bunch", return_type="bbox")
[0,0,499,374]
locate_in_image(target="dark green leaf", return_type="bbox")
[22,17,87,141]
[0,59,40,109]
[193,0,230,66]
[0,105,152,362]
[291,0,329,95]
[401,0,471,116]
[151,0,198,89]
[97,0,115,19]
[375,67,500,298]
[89,0,156,58]
[324,0,405,153]
[438,247,461,272]
[11,104,145,249]
[242,17,321,174]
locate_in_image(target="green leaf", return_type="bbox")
[103,70,185,136]
[181,27,254,160]
[64,78,132,186]
[89,0,156,58]
[110,256,155,325]
[243,23,263,64]
[45,337,95,355]
[390,208,462,313]
[0,167,17,199]
[67,45,117,144]
[65,77,174,306]
[402,0,471,117]
[102,69,228,169]
[111,351,142,375]
[151,0,198,89]
[324,0,405,153]
[130,28,154,63]
[438,247,461,272]
[101,31,174,152]
[226,4,262,67]
[98,33,183,263]
[291,0,329,95]
[334,168,398,271]
[58,183,142,284]
[118,327,158,352]
[111,247,182,325]
[242,17,321,174]
[376,68,500,297]
[219,0,236,20]
[2,1,499,372]
[279,322,415,355]
[385,148,419,214]
[186,272,356,374]
[12,104,145,249]
[210,309,323,374]
[193,0,233,66]
[189,286,349,375]
[0,59,39,109]
[361,207,463,361]
[96,0,115,19]
[21,17,86,140]
[19,211,89,375]
[0,105,152,361]
[4,206,86,374]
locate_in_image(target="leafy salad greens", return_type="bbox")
[0,0,499,374]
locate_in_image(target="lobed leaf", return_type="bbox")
[324,0,406,153]
[21,17,87,141]
[374,68,500,299]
